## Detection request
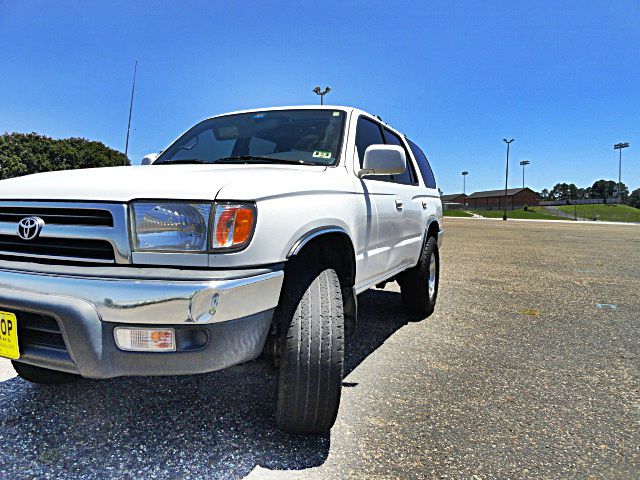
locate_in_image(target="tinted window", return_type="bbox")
[156,109,346,166]
[383,128,417,185]
[355,117,385,167]
[407,139,437,189]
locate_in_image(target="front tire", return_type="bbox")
[275,267,344,434]
[398,235,440,317]
[12,361,80,385]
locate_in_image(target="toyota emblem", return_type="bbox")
[17,217,45,241]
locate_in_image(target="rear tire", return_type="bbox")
[12,361,80,385]
[398,235,439,318]
[275,266,344,434]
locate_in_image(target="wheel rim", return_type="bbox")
[428,253,437,300]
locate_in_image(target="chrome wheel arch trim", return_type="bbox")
[287,226,352,258]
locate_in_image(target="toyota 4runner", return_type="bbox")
[0,106,442,433]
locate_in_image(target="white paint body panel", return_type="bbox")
[0,105,443,293]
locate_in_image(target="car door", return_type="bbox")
[354,116,423,284]
[407,137,440,242]
[381,127,425,272]
[352,116,398,286]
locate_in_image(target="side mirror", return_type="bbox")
[357,145,406,178]
[141,153,159,165]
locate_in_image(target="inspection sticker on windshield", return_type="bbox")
[313,150,332,159]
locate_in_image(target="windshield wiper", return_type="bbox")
[215,155,318,166]
[154,158,210,165]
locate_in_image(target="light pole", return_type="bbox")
[502,138,514,220]
[124,58,138,165]
[519,160,530,188]
[313,86,331,105]
[462,171,468,204]
[614,142,629,204]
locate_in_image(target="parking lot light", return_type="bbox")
[613,142,629,205]
[519,160,530,188]
[312,86,331,105]
[502,139,514,220]
[462,171,468,199]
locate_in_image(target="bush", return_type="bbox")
[0,132,128,180]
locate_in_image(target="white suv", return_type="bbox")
[0,106,443,433]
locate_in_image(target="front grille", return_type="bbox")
[15,311,72,365]
[0,206,113,226]
[0,235,115,263]
[0,201,125,265]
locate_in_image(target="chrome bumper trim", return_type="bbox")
[0,268,284,325]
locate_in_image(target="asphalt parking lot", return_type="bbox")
[0,218,638,479]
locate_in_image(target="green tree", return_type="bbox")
[0,132,128,180]
[550,182,577,201]
[590,179,627,202]
[628,188,640,209]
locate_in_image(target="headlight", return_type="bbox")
[211,202,256,251]
[131,202,212,252]
[130,201,256,253]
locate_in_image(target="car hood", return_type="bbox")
[0,164,332,202]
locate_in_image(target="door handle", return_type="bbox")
[395,198,403,210]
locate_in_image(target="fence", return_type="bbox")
[443,203,640,223]
[539,198,620,206]
[539,204,640,223]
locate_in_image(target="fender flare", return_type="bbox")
[287,226,352,258]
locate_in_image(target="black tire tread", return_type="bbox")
[398,236,439,317]
[11,361,80,385]
[276,268,344,434]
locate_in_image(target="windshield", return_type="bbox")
[154,109,346,166]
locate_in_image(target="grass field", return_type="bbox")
[554,204,640,223]
[444,207,562,220]
[474,208,561,220]
[443,210,473,217]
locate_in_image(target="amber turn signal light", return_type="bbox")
[212,203,256,250]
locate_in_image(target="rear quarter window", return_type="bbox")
[407,139,437,189]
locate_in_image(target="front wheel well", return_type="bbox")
[284,231,357,335]
[427,219,440,239]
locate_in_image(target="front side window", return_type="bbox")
[355,117,385,167]
[355,117,394,183]
[155,109,346,166]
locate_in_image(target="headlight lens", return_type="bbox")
[211,202,256,251]
[131,202,212,252]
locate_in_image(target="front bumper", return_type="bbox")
[0,265,283,378]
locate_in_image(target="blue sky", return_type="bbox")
[1,1,639,194]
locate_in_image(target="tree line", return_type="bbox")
[0,132,128,180]
[541,179,640,209]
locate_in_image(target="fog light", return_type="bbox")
[114,327,176,352]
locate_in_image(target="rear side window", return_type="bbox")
[407,139,437,189]
[383,128,417,185]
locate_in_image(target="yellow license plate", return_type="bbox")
[0,311,19,360]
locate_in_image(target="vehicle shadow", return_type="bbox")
[0,288,410,479]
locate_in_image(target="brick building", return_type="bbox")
[465,188,540,209]
[440,193,467,205]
